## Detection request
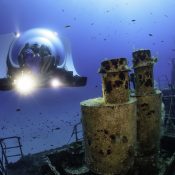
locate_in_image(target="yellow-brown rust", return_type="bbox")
[99,58,130,104]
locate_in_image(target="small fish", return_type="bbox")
[65,25,71,28]
[16,108,21,112]
[149,33,153,36]
[131,19,136,22]
[54,127,60,130]
[1,126,5,130]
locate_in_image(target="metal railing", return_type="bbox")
[0,136,23,175]
[67,122,83,144]
[0,159,6,175]
[162,86,175,137]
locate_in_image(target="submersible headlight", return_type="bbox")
[50,78,62,88]
[15,32,21,38]
[13,73,37,95]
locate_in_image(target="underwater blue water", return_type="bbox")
[0,0,175,160]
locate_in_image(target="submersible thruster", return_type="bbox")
[81,58,137,175]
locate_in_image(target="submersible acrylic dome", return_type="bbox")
[9,28,65,68]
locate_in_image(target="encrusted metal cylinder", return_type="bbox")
[136,90,162,155]
[132,50,162,174]
[81,97,137,175]
[99,58,130,104]
[132,50,157,96]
